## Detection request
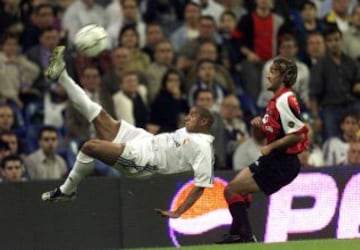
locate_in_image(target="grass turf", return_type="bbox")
[127,238,360,250]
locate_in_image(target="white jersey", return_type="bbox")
[114,121,215,188]
[323,137,349,166]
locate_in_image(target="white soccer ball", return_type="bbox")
[74,24,109,57]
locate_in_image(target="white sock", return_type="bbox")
[60,152,95,194]
[59,70,101,122]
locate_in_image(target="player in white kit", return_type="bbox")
[41,46,215,218]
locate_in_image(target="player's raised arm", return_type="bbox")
[155,185,205,218]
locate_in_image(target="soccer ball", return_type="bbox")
[74,24,109,57]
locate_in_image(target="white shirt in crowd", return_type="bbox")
[62,0,107,44]
[323,137,349,166]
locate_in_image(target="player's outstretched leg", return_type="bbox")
[45,46,102,123]
[42,46,117,202]
[41,151,94,202]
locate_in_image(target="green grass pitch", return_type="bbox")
[127,238,360,250]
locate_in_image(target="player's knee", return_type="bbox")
[81,139,100,156]
[226,181,246,195]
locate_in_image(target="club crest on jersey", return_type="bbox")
[288,121,295,128]
[264,125,273,133]
[183,138,190,144]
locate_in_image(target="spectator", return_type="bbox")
[309,26,360,139]
[346,141,360,165]
[26,27,61,95]
[232,126,265,171]
[43,84,68,128]
[141,22,164,61]
[221,0,247,20]
[105,0,124,28]
[142,0,185,36]
[323,0,352,32]
[232,0,289,101]
[298,120,325,168]
[100,46,132,118]
[188,59,227,111]
[318,0,358,18]
[177,15,221,73]
[112,70,148,128]
[323,111,359,166]
[194,88,226,169]
[220,95,248,169]
[185,41,235,95]
[0,154,26,183]
[62,0,107,45]
[302,31,326,68]
[118,24,150,72]
[0,139,11,162]
[0,32,40,108]
[296,1,326,61]
[144,39,174,102]
[343,5,360,61]
[218,10,242,77]
[65,66,104,143]
[107,0,146,48]
[21,3,58,51]
[170,2,201,52]
[192,0,225,25]
[0,0,24,35]
[0,131,24,157]
[0,104,15,134]
[149,68,189,134]
[258,35,310,111]
[72,47,112,84]
[24,125,67,180]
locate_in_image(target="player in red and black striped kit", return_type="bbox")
[217,57,309,244]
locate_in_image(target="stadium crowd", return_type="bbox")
[0,0,360,183]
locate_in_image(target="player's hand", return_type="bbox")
[154,208,180,218]
[251,116,263,128]
[260,145,272,156]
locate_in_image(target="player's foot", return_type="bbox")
[215,234,257,244]
[41,187,76,202]
[45,46,66,81]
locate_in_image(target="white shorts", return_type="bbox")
[112,120,157,178]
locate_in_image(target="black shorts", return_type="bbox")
[249,151,300,196]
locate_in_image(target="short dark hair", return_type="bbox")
[38,125,58,139]
[39,27,59,37]
[279,34,298,47]
[80,65,100,77]
[34,3,53,15]
[185,1,200,10]
[196,59,216,71]
[145,21,162,33]
[301,0,317,11]
[323,25,342,38]
[0,32,19,45]
[1,154,22,169]
[194,88,213,102]
[120,70,139,83]
[118,24,139,47]
[340,111,360,124]
[272,57,298,87]
[195,106,214,127]
[160,68,185,92]
[220,10,237,21]
[199,15,216,24]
